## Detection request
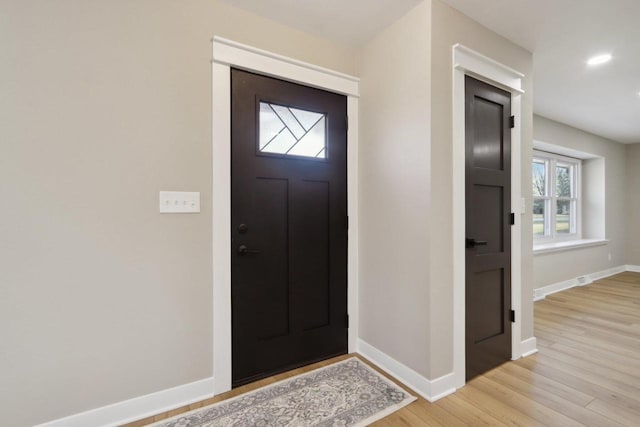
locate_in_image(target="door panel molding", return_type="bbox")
[452,44,531,388]
[212,38,359,395]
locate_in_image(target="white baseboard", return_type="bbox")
[590,265,627,281]
[356,339,456,403]
[34,334,549,427]
[519,337,538,358]
[533,265,627,301]
[35,377,214,427]
[34,263,640,427]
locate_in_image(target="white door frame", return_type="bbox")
[211,37,360,394]
[451,44,525,388]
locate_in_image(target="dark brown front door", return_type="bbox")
[231,69,348,387]
[465,75,512,381]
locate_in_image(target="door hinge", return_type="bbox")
[510,213,515,225]
[346,215,349,230]
[509,116,515,129]
[346,115,349,131]
[345,313,349,328]
[510,310,516,323]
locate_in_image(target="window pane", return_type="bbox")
[259,102,326,159]
[533,199,546,236]
[532,161,546,196]
[556,164,572,197]
[556,200,572,234]
[287,117,326,157]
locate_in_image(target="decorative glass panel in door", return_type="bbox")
[259,102,327,158]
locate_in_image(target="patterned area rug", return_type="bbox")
[150,358,416,427]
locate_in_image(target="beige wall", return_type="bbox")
[532,115,627,289]
[625,143,640,265]
[359,0,535,380]
[429,0,535,376]
[0,1,357,425]
[358,1,432,378]
[625,144,640,265]
[2,0,553,422]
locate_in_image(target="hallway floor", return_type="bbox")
[126,272,640,426]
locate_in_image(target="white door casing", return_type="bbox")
[452,44,528,388]
[211,37,360,394]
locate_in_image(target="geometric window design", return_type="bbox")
[259,102,326,159]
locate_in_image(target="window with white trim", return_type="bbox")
[532,150,581,241]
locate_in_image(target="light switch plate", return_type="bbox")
[159,191,200,213]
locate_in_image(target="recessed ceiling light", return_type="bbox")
[587,54,612,66]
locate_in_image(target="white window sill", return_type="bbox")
[533,238,609,255]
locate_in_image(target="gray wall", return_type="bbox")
[532,115,627,289]
[0,1,357,425]
[429,0,535,375]
[625,143,640,265]
[359,0,432,378]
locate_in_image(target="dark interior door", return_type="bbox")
[465,75,512,381]
[231,69,348,387]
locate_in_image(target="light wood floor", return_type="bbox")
[125,272,640,426]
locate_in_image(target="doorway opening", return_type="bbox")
[464,75,513,380]
[212,37,360,394]
[452,44,528,388]
[231,69,348,386]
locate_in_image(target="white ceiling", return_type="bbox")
[223,0,640,144]
[220,0,422,47]
[440,0,640,144]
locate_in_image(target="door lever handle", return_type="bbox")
[466,238,488,248]
[237,244,261,255]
